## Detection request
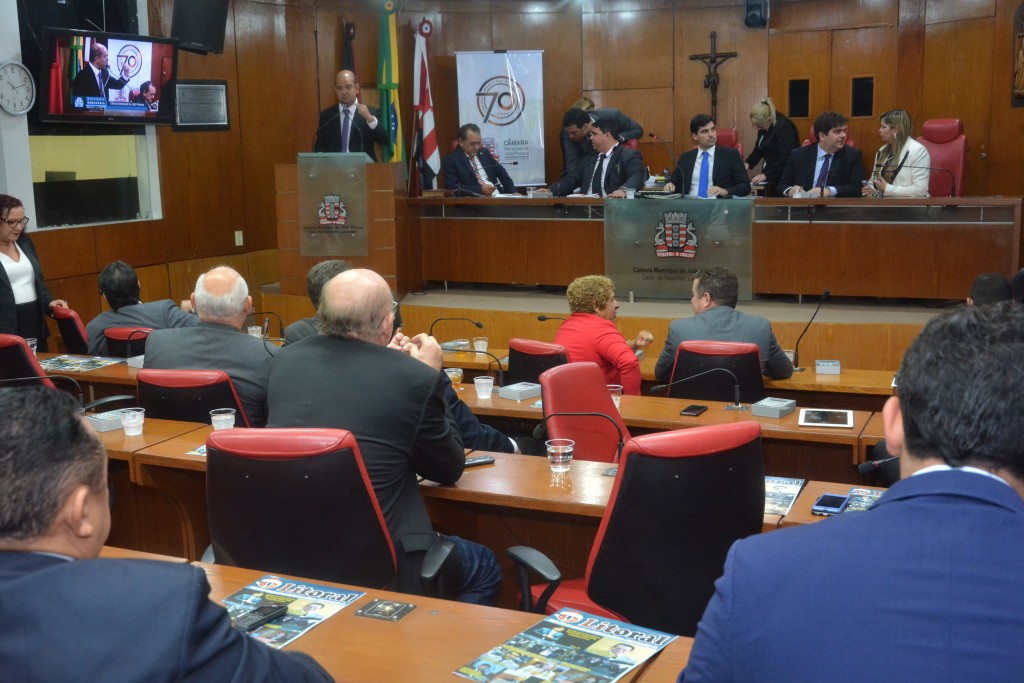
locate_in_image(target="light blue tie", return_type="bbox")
[698,150,710,198]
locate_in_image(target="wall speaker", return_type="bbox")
[170,0,230,54]
[744,0,769,29]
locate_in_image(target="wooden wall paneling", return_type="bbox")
[767,30,832,140]
[829,26,898,153]
[263,292,315,329]
[896,0,927,119]
[982,0,1024,198]
[94,222,168,269]
[43,274,101,348]
[246,249,281,290]
[136,264,173,304]
[921,18,995,194]
[770,0,898,33]
[30,226,97,280]
[166,254,252,308]
[581,9,675,91]
[925,0,996,23]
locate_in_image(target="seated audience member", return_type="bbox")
[967,272,1012,307]
[267,268,501,605]
[144,266,275,427]
[86,261,196,356]
[0,386,331,681]
[442,123,516,196]
[681,302,1024,681]
[554,275,653,395]
[550,119,646,198]
[285,260,402,344]
[664,114,751,197]
[777,111,866,198]
[862,109,931,198]
[654,266,792,382]
[745,98,800,195]
[560,106,643,178]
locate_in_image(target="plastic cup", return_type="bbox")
[444,368,464,387]
[784,349,795,364]
[607,384,623,408]
[527,187,535,198]
[247,325,262,338]
[473,337,489,352]
[546,439,574,473]
[624,188,636,199]
[210,408,236,430]
[474,376,494,399]
[25,337,37,355]
[120,408,145,436]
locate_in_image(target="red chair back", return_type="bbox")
[917,118,966,197]
[137,368,252,427]
[206,428,397,588]
[104,327,153,358]
[667,340,766,404]
[507,338,568,385]
[0,334,54,388]
[715,127,743,157]
[622,138,638,150]
[50,306,89,355]
[539,362,630,463]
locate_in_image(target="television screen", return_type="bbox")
[39,27,178,125]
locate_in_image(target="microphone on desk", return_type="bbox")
[532,411,625,464]
[429,317,484,338]
[248,311,285,340]
[857,456,900,474]
[0,375,85,409]
[311,110,341,151]
[469,348,505,387]
[648,133,684,189]
[536,315,566,322]
[882,165,957,198]
[650,367,746,411]
[792,290,830,372]
[451,184,485,198]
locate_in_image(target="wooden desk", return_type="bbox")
[763,369,895,411]
[100,545,188,562]
[780,480,886,528]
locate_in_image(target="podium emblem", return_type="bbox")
[654,211,697,259]
[318,194,348,226]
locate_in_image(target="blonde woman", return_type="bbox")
[744,98,799,194]
[862,109,931,197]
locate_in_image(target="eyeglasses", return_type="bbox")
[3,217,30,229]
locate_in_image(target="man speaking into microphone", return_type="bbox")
[71,42,130,107]
[313,70,389,160]
[442,123,517,196]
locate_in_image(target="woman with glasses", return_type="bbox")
[0,195,67,351]
[862,109,931,197]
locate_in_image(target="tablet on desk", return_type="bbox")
[798,408,854,428]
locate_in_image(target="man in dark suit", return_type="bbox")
[550,118,646,198]
[70,42,130,106]
[144,265,276,427]
[560,106,644,177]
[442,123,517,196]
[664,114,751,197]
[312,70,390,160]
[267,268,501,604]
[776,110,867,197]
[681,301,1024,681]
[0,386,331,681]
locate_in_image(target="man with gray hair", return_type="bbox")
[267,268,501,605]
[144,265,276,426]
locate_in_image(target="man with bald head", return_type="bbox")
[267,269,501,605]
[71,41,131,106]
[312,70,390,159]
[144,266,276,427]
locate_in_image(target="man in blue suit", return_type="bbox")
[663,114,751,197]
[681,301,1024,681]
[442,123,517,196]
[0,386,331,681]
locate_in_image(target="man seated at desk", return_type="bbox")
[549,118,646,199]
[681,302,1024,681]
[0,386,331,681]
[86,260,196,356]
[442,123,516,197]
[663,114,750,198]
[144,266,276,427]
[777,111,866,198]
[560,106,644,178]
[654,266,792,382]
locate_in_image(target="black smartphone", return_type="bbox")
[233,604,288,632]
[811,493,850,516]
[680,404,708,416]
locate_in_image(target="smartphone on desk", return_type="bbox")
[811,493,850,516]
[680,404,708,417]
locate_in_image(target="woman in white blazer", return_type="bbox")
[862,109,931,197]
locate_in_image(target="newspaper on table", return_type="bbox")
[222,574,363,650]
[844,487,884,513]
[764,476,806,516]
[454,608,677,683]
[38,355,125,372]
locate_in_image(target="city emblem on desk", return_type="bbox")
[317,193,348,226]
[655,210,698,259]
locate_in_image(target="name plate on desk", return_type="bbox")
[815,360,841,375]
[751,397,796,419]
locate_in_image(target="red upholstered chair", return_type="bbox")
[0,334,56,388]
[714,126,743,157]
[622,137,638,150]
[50,306,90,355]
[539,362,630,463]
[507,338,568,385]
[508,422,765,636]
[205,428,398,588]
[917,118,966,197]
[103,326,153,358]
[666,341,767,404]
[137,368,252,427]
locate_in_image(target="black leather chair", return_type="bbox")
[103,326,153,358]
[137,368,252,427]
[507,338,568,385]
[665,340,767,404]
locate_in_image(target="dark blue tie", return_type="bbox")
[341,109,351,153]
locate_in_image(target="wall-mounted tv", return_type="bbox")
[39,27,178,125]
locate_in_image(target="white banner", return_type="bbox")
[456,51,545,186]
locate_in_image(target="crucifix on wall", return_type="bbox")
[689,31,738,120]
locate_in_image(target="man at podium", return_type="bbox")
[313,70,388,160]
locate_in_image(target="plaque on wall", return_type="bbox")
[296,153,370,257]
[174,80,229,131]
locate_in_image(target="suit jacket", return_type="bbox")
[668,146,751,197]
[266,336,464,578]
[744,112,800,187]
[550,145,646,197]
[654,305,793,381]
[71,65,129,103]
[284,301,403,345]
[0,231,54,350]
[312,104,389,160]
[560,108,644,177]
[681,471,1024,682]
[143,321,277,427]
[869,137,932,197]
[0,553,330,682]
[777,143,867,197]
[86,300,198,356]
[442,148,517,195]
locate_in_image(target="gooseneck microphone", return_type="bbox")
[312,110,341,151]
[857,456,900,474]
[469,348,506,387]
[429,317,484,338]
[882,164,957,198]
[792,290,830,372]
[537,315,566,322]
[650,367,746,411]
[648,133,684,189]
[248,311,285,340]
[532,411,625,464]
